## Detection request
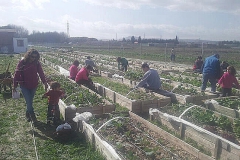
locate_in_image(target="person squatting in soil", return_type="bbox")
[69,60,80,80]
[117,57,129,72]
[85,56,98,73]
[193,56,203,73]
[13,49,48,122]
[217,66,240,97]
[201,53,221,93]
[134,63,177,103]
[75,65,95,90]
[42,81,65,123]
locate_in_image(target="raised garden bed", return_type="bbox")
[91,76,171,113]
[204,96,240,118]
[94,82,170,113]
[161,81,218,104]
[45,74,115,121]
[87,111,213,160]
[150,104,240,160]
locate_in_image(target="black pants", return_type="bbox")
[76,78,95,90]
[121,65,128,72]
[47,104,60,120]
[221,88,232,97]
[143,85,177,103]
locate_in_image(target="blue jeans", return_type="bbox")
[201,73,217,92]
[20,86,37,114]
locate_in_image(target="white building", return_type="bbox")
[13,38,28,53]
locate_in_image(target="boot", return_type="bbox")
[26,112,30,122]
[30,113,37,122]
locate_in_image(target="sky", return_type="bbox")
[1,0,240,41]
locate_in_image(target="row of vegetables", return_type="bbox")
[41,51,240,159]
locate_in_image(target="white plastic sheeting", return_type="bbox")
[58,66,70,77]
[73,112,93,122]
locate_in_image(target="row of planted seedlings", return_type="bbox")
[113,68,218,105]
[91,76,171,113]
[93,67,231,159]
[204,96,240,118]
[42,64,127,160]
[150,101,240,160]
[44,74,115,122]
[41,56,206,159]
[119,68,240,159]
[161,69,240,96]
[89,76,214,159]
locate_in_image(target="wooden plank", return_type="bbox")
[220,147,240,160]
[129,112,215,160]
[185,130,215,156]
[82,122,121,160]
[212,104,237,118]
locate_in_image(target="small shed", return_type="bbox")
[0,29,15,53]
[13,38,28,53]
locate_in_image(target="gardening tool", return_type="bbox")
[126,87,137,97]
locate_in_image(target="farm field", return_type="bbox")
[0,54,105,160]
[40,49,240,159]
[1,45,240,160]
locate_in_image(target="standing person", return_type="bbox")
[193,56,203,73]
[134,63,177,103]
[217,66,239,97]
[69,60,80,80]
[117,57,129,72]
[42,81,64,124]
[75,65,94,89]
[13,49,48,122]
[201,54,221,93]
[170,48,175,62]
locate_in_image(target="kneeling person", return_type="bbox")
[135,63,177,103]
[75,65,94,89]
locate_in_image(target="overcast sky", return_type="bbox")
[1,0,240,41]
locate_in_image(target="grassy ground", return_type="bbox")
[0,55,105,160]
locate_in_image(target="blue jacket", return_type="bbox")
[202,54,221,78]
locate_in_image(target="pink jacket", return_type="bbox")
[13,60,46,89]
[69,65,79,79]
[218,72,240,89]
[75,67,89,82]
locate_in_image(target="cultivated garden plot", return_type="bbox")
[97,115,198,159]
[87,112,207,160]
[204,96,240,118]
[39,50,240,159]
[92,76,171,113]
[0,54,106,160]
[44,74,115,121]
[150,103,240,160]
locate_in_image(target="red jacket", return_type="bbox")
[69,65,79,79]
[44,90,63,105]
[218,72,240,89]
[13,60,46,89]
[75,67,89,82]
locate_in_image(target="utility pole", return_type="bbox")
[165,43,168,63]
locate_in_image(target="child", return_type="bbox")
[42,81,64,123]
[217,66,240,97]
